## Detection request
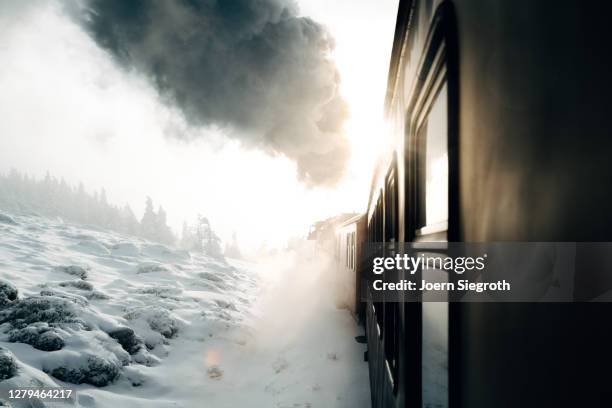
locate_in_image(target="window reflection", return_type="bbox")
[417,83,448,230]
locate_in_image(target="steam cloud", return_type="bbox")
[74,0,350,185]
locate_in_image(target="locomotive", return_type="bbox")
[334,1,612,407]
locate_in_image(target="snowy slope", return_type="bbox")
[0,212,369,407]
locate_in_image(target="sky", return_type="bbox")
[0,0,398,252]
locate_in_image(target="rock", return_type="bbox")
[108,327,144,355]
[207,365,223,380]
[0,296,85,330]
[124,306,181,339]
[0,281,18,307]
[215,299,237,311]
[54,265,89,280]
[59,280,94,291]
[136,263,169,274]
[8,324,64,351]
[46,355,120,387]
[137,286,181,299]
[198,271,224,283]
[131,349,161,367]
[39,290,88,307]
[85,291,110,301]
[0,348,18,380]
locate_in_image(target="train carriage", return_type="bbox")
[361,1,612,407]
[333,214,367,320]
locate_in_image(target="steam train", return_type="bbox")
[333,1,612,407]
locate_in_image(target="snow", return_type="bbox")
[0,211,370,407]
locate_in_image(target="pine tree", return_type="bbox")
[155,206,175,245]
[140,196,157,240]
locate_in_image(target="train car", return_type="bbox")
[333,214,367,321]
[364,1,612,407]
[308,213,360,254]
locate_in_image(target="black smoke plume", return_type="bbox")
[74,0,350,185]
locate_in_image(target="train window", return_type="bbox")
[415,82,449,408]
[415,79,449,408]
[352,232,355,270]
[347,234,350,270]
[383,167,400,389]
[422,299,448,407]
[345,234,349,269]
[351,232,356,270]
[374,195,384,331]
[348,231,354,270]
[416,82,448,235]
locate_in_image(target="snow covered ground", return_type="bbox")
[0,211,369,407]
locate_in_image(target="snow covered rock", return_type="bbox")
[8,323,65,351]
[54,265,89,280]
[0,295,86,330]
[124,306,183,349]
[39,290,88,307]
[207,365,223,380]
[0,211,271,405]
[108,327,144,355]
[137,286,181,299]
[136,262,169,274]
[0,348,17,380]
[59,280,94,291]
[0,280,18,306]
[42,352,120,386]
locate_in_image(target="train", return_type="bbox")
[333,1,612,407]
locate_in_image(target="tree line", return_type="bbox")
[0,170,176,245]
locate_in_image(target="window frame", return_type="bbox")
[383,163,400,393]
[402,3,459,408]
[410,45,449,241]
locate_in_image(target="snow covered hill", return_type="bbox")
[0,212,370,407]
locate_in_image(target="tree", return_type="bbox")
[179,216,222,257]
[155,206,175,245]
[224,232,242,259]
[196,216,222,258]
[121,204,140,236]
[140,196,157,240]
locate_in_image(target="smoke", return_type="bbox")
[250,241,337,349]
[71,0,350,186]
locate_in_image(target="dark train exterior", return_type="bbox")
[350,1,612,407]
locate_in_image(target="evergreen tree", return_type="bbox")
[155,206,175,245]
[140,196,157,240]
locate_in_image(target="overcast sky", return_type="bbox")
[0,0,398,251]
